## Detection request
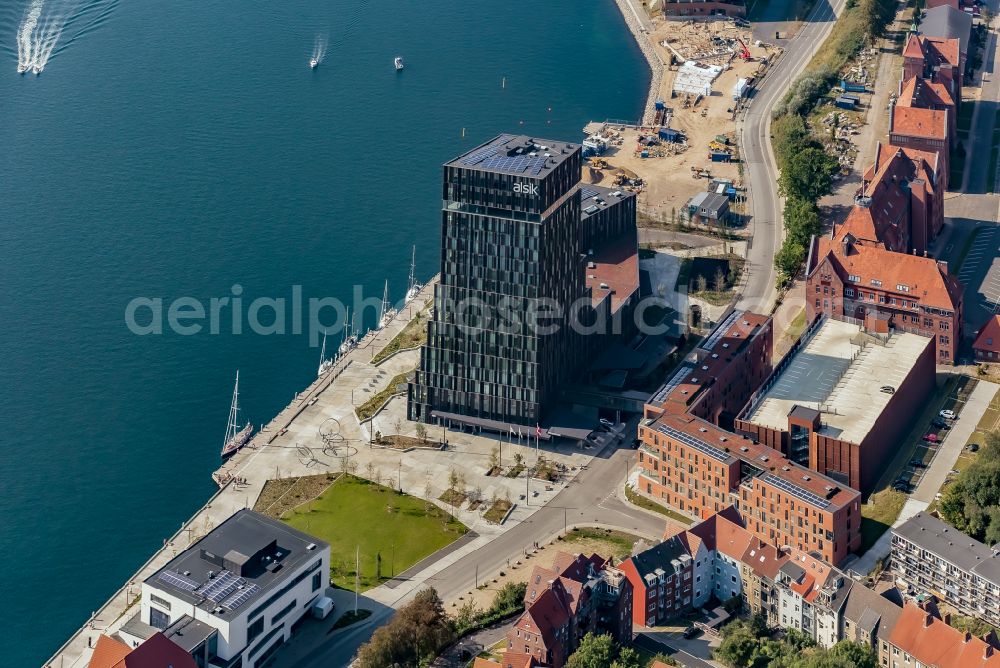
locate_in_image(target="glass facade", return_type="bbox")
[409,138,588,425]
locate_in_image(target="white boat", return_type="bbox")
[404,245,422,304]
[17,62,28,74]
[221,370,253,458]
[377,280,397,330]
[317,332,335,377]
[310,58,318,69]
[338,308,358,356]
[394,57,404,71]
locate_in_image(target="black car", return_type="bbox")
[968,443,980,452]
[683,626,700,639]
[909,459,927,468]
[893,483,910,493]
[931,418,950,430]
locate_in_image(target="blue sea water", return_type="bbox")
[0,0,647,663]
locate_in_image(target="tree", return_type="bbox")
[771,113,811,168]
[775,239,806,278]
[566,633,616,668]
[448,468,459,491]
[355,588,454,668]
[489,446,499,471]
[415,422,427,443]
[393,417,403,436]
[514,452,524,467]
[488,581,527,615]
[365,461,375,480]
[715,622,759,667]
[779,146,838,201]
[696,273,708,294]
[714,266,727,293]
[828,640,878,668]
[784,196,822,247]
[612,647,643,668]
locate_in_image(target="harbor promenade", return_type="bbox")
[45,276,606,668]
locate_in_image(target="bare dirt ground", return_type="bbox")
[583,19,777,216]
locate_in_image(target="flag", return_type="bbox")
[536,424,541,437]
[509,425,515,435]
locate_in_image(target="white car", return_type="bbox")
[939,409,956,420]
[599,418,614,429]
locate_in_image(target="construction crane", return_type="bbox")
[736,38,751,60]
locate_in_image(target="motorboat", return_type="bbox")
[394,57,403,71]
[310,58,318,69]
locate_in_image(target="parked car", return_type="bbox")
[909,459,927,468]
[880,385,896,394]
[940,409,956,420]
[599,418,614,429]
[893,482,911,493]
[931,418,950,429]
[683,626,701,639]
[923,433,939,443]
[968,443,980,452]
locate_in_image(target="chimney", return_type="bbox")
[965,632,973,644]
[986,646,994,659]
[924,614,934,629]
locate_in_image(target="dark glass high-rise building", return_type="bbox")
[408,134,587,426]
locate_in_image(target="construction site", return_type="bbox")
[581,18,777,220]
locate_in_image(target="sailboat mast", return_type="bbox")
[225,370,240,445]
[408,245,416,293]
[380,280,389,322]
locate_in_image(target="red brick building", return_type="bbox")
[735,316,937,494]
[618,534,693,627]
[805,233,963,363]
[902,34,963,98]
[973,316,1000,362]
[508,551,632,667]
[838,142,943,255]
[636,310,862,566]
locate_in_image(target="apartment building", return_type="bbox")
[892,513,1000,629]
[841,583,904,667]
[619,535,693,627]
[806,233,963,363]
[509,551,633,667]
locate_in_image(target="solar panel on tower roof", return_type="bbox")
[158,571,199,591]
[581,186,601,199]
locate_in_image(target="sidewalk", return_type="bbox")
[851,379,999,574]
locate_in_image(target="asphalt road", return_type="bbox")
[737,0,848,314]
[294,443,668,667]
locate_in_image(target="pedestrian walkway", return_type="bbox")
[851,379,999,575]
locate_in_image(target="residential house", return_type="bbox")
[88,632,198,668]
[686,191,731,227]
[841,583,904,666]
[887,600,1000,668]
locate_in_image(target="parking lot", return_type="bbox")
[956,226,1000,334]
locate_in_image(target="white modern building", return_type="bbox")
[120,509,330,668]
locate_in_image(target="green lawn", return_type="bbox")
[860,488,906,552]
[282,475,467,591]
[625,485,693,526]
[561,527,642,561]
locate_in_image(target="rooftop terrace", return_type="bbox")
[746,318,931,444]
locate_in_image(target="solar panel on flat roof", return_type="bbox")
[222,583,261,611]
[581,186,601,200]
[158,571,199,592]
[196,570,244,603]
[761,473,830,509]
[702,310,744,351]
[651,363,694,404]
[657,424,730,463]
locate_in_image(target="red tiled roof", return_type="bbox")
[88,635,132,668]
[813,235,962,312]
[521,588,571,652]
[974,316,1000,354]
[903,33,926,58]
[474,653,537,668]
[892,105,948,140]
[889,604,1000,668]
[926,36,962,69]
[899,76,955,109]
[122,633,198,668]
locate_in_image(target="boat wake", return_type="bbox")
[310,33,327,68]
[15,0,118,75]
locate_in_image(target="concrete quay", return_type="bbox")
[44,276,613,668]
